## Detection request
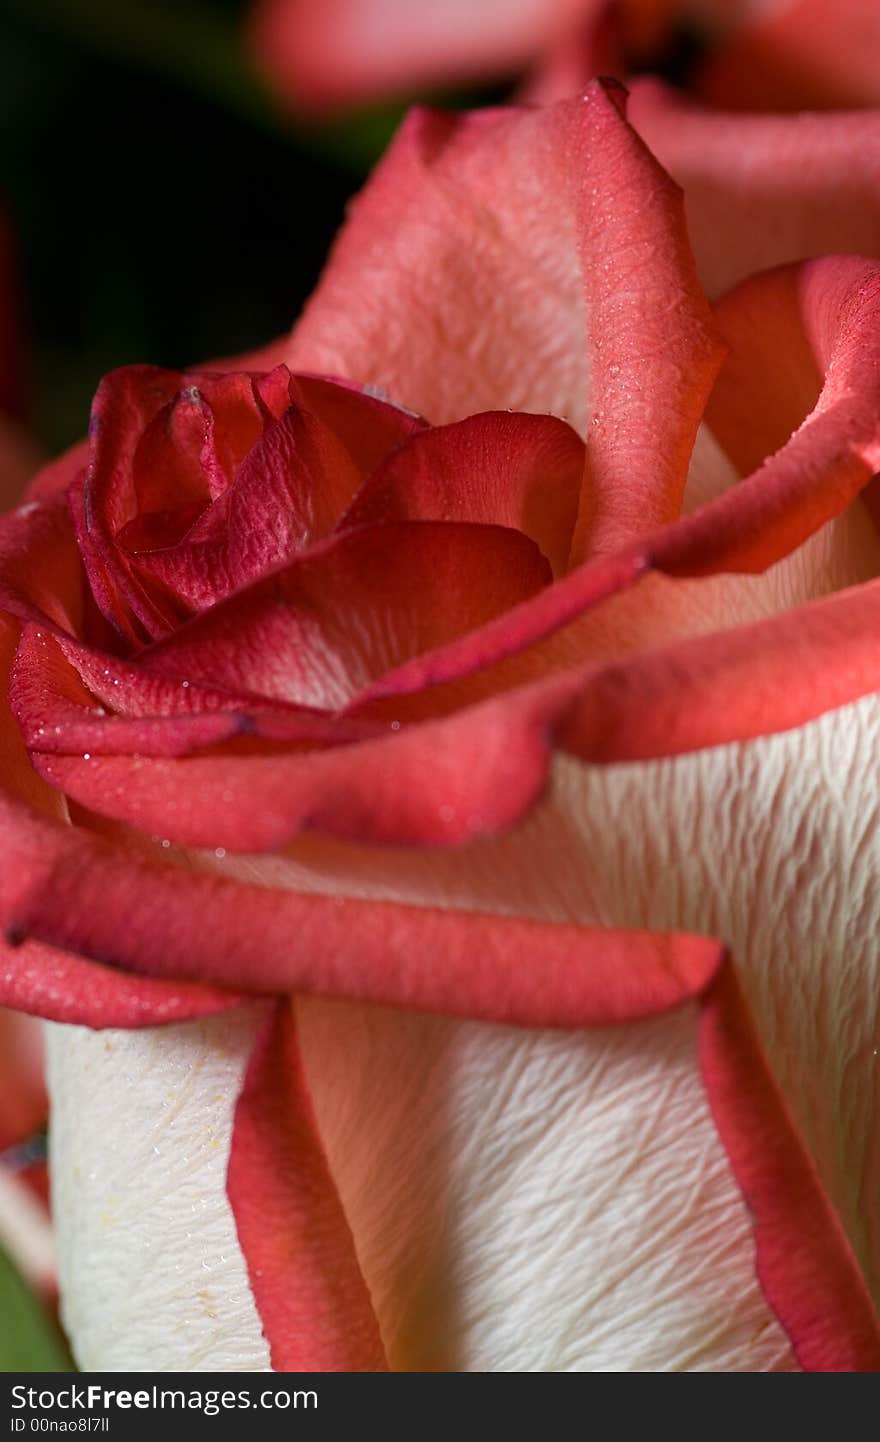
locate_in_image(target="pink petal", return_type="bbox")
[229,1002,388,1371]
[286,83,723,545]
[629,80,880,298]
[0,937,240,1028]
[702,962,880,1373]
[136,521,552,709]
[340,410,584,577]
[251,0,592,111]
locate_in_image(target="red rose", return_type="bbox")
[250,0,880,113]
[3,83,880,1371]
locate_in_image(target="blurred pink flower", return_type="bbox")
[250,0,880,113]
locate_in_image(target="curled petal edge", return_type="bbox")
[1,796,878,1371]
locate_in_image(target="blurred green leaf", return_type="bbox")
[0,1244,71,1372]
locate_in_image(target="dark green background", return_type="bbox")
[0,0,404,454]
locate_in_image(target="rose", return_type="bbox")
[10,76,877,1372]
[3,81,880,1372]
[250,0,880,113]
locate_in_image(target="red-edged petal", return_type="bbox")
[0,937,241,1028]
[0,495,82,636]
[69,366,186,644]
[285,373,425,472]
[70,366,294,643]
[137,521,552,709]
[15,255,880,853]
[286,82,723,491]
[0,791,720,1022]
[347,255,880,709]
[11,627,247,756]
[11,626,381,758]
[565,92,722,559]
[1,789,875,1369]
[30,569,880,851]
[701,962,880,1373]
[251,0,591,110]
[558,574,880,764]
[629,80,880,299]
[705,265,822,480]
[229,1002,388,1371]
[133,405,365,612]
[340,411,585,577]
[68,365,425,634]
[29,692,554,850]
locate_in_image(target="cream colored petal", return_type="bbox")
[46,1009,270,1373]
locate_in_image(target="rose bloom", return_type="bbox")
[2,80,880,1373]
[251,0,880,114]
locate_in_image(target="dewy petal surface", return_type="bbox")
[285,83,723,484]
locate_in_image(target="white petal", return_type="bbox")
[46,1009,270,1373]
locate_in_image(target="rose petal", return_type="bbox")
[28,560,880,850]
[11,626,378,758]
[0,936,240,1028]
[701,963,880,1373]
[340,410,585,577]
[136,521,552,709]
[8,793,876,1369]
[0,495,82,636]
[346,255,880,709]
[131,378,422,613]
[629,80,880,299]
[285,373,425,472]
[286,82,723,553]
[46,1011,272,1370]
[69,366,294,643]
[229,1002,388,1371]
